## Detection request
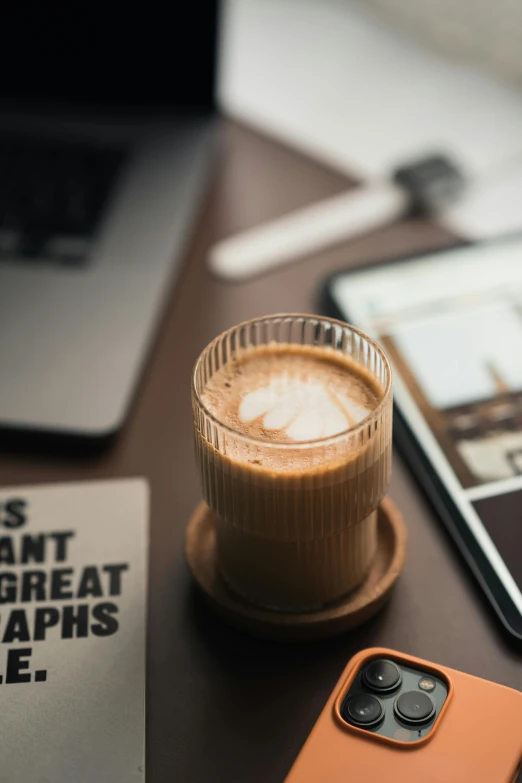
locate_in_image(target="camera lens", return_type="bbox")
[394,690,436,725]
[344,693,384,727]
[363,659,402,692]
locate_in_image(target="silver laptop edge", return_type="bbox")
[0,116,215,437]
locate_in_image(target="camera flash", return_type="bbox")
[418,677,436,692]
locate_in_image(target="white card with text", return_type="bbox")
[0,478,148,782]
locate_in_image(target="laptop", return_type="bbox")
[0,5,219,441]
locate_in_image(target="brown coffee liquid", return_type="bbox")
[194,343,392,609]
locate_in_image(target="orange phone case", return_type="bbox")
[285,647,522,783]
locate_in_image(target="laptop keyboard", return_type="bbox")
[0,135,125,266]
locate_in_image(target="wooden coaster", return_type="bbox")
[185,498,407,641]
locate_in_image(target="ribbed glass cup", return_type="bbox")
[192,314,392,611]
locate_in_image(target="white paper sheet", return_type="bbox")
[220,0,522,239]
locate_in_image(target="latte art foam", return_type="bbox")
[201,343,382,444]
[239,378,371,441]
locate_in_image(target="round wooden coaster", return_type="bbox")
[185,498,407,641]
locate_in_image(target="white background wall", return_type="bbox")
[219,0,522,238]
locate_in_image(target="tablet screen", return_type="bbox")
[330,239,522,616]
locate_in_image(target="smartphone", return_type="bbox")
[285,647,522,782]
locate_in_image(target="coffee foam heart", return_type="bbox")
[200,344,382,446]
[239,378,371,441]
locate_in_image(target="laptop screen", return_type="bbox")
[0,4,219,112]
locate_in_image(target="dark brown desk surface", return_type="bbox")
[1,120,520,782]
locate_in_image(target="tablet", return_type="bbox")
[325,237,522,640]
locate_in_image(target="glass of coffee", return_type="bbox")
[192,314,392,611]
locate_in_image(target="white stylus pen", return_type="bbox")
[208,182,409,281]
[208,155,464,282]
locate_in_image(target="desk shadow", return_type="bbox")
[0,425,116,460]
[183,583,396,780]
[184,581,391,683]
